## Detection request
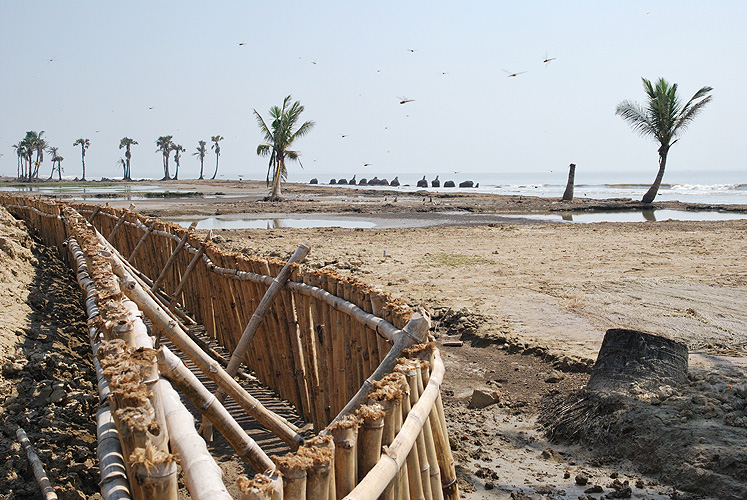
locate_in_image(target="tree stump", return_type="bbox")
[587,329,688,394]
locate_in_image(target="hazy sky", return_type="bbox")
[2,1,744,184]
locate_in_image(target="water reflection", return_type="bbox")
[169,216,376,230]
[513,209,747,224]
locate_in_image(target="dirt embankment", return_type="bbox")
[0,206,100,500]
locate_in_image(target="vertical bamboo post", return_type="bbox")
[356,403,385,481]
[274,454,311,500]
[328,414,361,499]
[237,471,283,500]
[299,435,335,500]
[395,363,427,500]
[399,361,435,500]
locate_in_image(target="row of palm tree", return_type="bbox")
[8,83,711,202]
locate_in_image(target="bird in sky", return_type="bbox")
[502,69,527,77]
[399,97,415,104]
[238,42,246,46]
[543,53,556,65]
[363,163,372,167]
[407,49,416,53]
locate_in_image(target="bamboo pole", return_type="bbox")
[151,222,197,295]
[128,442,178,500]
[273,454,311,500]
[328,414,361,499]
[96,407,132,500]
[395,362,427,500]
[128,222,155,263]
[299,435,335,500]
[323,310,431,434]
[16,427,58,500]
[107,254,304,450]
[237,471,283,500]
[201,244,309,440]
[168,230,212,312]
[108,211,128,241]
[157,378,233,500]
[356,403,385,481]
[88,205,101,223]
[157,345,274,473]
[344,350,446,500]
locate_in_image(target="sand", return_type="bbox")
[2,179,746,499]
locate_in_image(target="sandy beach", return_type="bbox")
[2,179,746,499]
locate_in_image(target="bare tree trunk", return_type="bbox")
[562,163,576,201]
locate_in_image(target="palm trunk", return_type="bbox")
[199,158,204,180]
[641,146,668,204]
[81,149,87,181]
[57,161,62,181]
[162,154,170,180]
[270,162,283,200]
[211,154,219,180]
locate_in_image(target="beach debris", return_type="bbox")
[442,340,463,347]
[469,388,501,409]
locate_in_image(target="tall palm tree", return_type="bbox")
[155,135,174,180]
[172,143,184,180]
[32,131,47,180]
[193,140,207,179]
[210,135,223,180]
[73,138,90,181]
[12,142,25,179]
[254,95,315,201]
[616,77,713,204]
[119,137,138,180]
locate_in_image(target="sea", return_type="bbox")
[311,169,747,206]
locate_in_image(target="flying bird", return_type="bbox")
[407,49,416,53]
[502,69,526,77]
[238,42,246,46]
[543,53,556,65]
[399,97,415,104]
[363,163,372,167]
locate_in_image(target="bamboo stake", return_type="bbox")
[299,435,335,500]
[328,414,361,499]
[237,471,283,500]
[157,345,274,473]
[201,244,309,440]
[168,230,212,312]
[397,362,434,500]
[16,427,58,500]
[411,361,442,500]
[356,403,385,481]
[395,363,427,500]
[107,254,304,450]
[88,205,101,223]
[151,222,197,295]
[96,407,132,500]
[274,454,311,500]
[128,442,178,500]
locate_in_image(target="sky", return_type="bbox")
[1,1,744,186]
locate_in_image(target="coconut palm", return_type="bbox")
[46,146,63,180]
[12,142,25,179]
[172,143,184,180]
[616,77,713,204]
[155,135,174,180]
[31,131,47,180]
[193,140,207,179]
[73,138,90,181]
[119,137,138,180]
[210,135,223,180]
[254,95,315,201]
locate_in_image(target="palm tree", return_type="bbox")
[172,143,185,180]
[193,140,207,179]
[616,77,713,204]
[210,135,223,180]
[119,137,138,180]
[32,131,47,180]
[155,135,174,180]
[254,95,315,201]
[12,142,25,179]
[73,138,91,181]
[46,146,63,180]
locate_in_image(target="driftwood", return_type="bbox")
[16,427,58,500]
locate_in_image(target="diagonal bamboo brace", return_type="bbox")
[201,243,310,440]
[151,221,198,295]
[107,253,305,450]
[168,230,212,312]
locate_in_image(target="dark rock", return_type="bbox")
[390,176,400,186]
[337,178,347,185]
[459,180,474,188]
[469,389,501,409]
[330,179,337,184]
[575,473,589,485]
[309,178,318,184]
[358,178,368,185]
[432,175,440,187]
[444,180,455,187]
[417,176,428,188]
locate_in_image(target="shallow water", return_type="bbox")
[168,216,376,230]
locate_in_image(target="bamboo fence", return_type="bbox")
[1,195,458,500]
